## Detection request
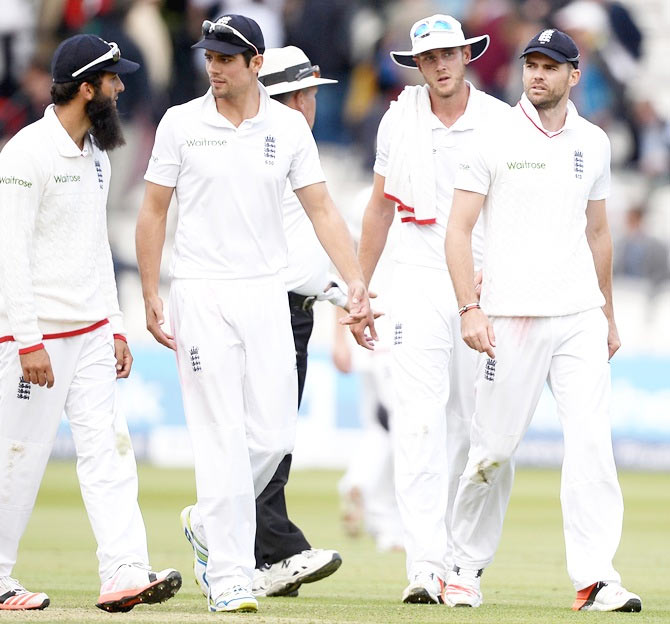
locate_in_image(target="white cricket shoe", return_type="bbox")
[96,563,182,612]
[0,576,49,610]
[401,571,444,604]
[262,549,342,597]
[444,566,483,607]
[180,505,209,596]
[572,581,642,612]
[209,585,258,612]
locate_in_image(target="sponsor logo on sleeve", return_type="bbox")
[0,175,33,188]
[95,160,104,189]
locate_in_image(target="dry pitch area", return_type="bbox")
[5,463,669,623]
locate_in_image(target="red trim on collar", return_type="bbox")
[519,101,564,139]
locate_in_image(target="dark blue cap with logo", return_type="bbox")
[51,34,140,83]
[520,29,580,67]
[192,14,265,56]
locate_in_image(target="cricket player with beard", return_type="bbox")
[350,14,514,604]
[444,29,641,612]
[0,35,182,612]
[136,15,374,613]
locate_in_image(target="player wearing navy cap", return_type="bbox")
[137,16,374,613]
[0,34,181,613]
[445,29,641,612]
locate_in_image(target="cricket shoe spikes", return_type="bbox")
[96,564,182,612]
[0,576,49,610]
[401,571,444,604]
[263,549,342,597]
[180,504,209,596]
[209,585,258,612]
[444,566,483,607]
[572,581,642,612]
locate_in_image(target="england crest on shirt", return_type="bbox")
[264,135,276,165]
[573,150,583,179]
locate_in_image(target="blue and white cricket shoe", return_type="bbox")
[179,505,209,596]
[208,585,258,612]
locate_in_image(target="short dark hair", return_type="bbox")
[242,49,255,67]
[270,91,295,105]
[50,72,103,105]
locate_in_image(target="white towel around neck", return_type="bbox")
[383,84,436,224]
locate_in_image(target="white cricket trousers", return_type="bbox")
[389,263,513,581]
[0,325,148,581]
[169,276,297,598]
[451,309,623,589]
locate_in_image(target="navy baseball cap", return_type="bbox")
[521,29,580,67]
[51,34,140,83]
[192,15,265,56]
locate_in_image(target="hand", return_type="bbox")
[461,307,496,358]
[606,318,621,360]
[19,347,55,388]
[144,296,176,350]
[114,338,133,378]
[339,280,378,350]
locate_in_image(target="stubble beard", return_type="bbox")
[86,89,125,151]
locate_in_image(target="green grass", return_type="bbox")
[6,463,669,623]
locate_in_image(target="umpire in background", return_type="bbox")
[251,45,346,597]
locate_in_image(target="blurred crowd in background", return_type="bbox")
[1,0,668,299]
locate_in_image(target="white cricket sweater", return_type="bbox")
[0,105,124,351]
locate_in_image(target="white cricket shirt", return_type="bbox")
[374,83,510,271]
[144,85,325,280]
[0,105,124,351]
[454,93,610,317]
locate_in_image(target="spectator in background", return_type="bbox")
[284,0,355,144]
[614,206,669,288]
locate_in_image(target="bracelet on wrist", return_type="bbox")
[458,303,481,317]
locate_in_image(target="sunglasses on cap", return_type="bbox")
[413,18,454,39]
[202,19,260,56]
[259,62,321,88]
[71,41,121,78]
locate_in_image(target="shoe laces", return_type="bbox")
[0,577,26,594]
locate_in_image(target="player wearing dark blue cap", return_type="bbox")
[0,33,182,613]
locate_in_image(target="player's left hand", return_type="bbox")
[114,338,133,378]
[340,280,378,350]
[606,319,621,361]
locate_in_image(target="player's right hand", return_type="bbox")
[19,347,55,388]
[144,296,176,351]
[461,308,496,359]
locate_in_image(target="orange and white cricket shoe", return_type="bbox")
[0,576,49,610]
[572,581,642,612]
[96,563,182,613]
[443,566,483,608]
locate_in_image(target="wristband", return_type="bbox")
[458,303,481,317]
[113,334,127,343]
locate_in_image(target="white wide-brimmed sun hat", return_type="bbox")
[258,46,338,96]
[391,14,490,68]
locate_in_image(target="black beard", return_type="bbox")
[86,89,125,151]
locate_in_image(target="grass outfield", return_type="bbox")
[5,463,669,623]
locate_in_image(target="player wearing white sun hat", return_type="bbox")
[350,14,514,605]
